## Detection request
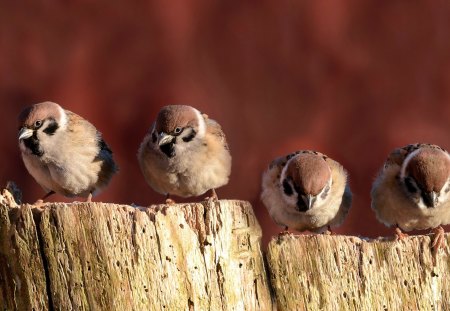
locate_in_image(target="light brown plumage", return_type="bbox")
[18,101,117,200]
[371,143,450,264]
[137,105,231,201]
[261,150,352,233]
[371,143,450,231]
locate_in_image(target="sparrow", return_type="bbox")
[261,150,352,233]
[371,143,450,264]
[18,101,118,202]
[137,105,232,203]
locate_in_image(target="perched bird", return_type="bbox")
[261,150,352,233]
[138,105,232,203]
[18,101,118,202]
[371,143,450,263]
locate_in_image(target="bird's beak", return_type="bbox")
[18,127,33,141]
[158,132,174,146]
[423,191,438,208]
[302,194,314,210]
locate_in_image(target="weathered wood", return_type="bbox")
[267,234,450,311]
[0,189,272,311]
[5,182,449,311]
[0,189,49,310]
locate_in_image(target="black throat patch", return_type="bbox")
[160,138,176,158]
[23,131,43,157]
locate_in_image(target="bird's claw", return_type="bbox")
[394,227,409,241]
[431,226,445,265]
[165,198,176,205]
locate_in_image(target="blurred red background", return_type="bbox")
[1,1,450,246]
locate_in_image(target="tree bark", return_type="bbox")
[0,189,272,311]
[267,233,450,311]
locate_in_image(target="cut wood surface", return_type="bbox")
[267,233,450,311]
[0,189,272,311]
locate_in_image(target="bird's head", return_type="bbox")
[18,101,67,156]
[280,152,332,212]
[152,105,206,158]
[400,147,450,208]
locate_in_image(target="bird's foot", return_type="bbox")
[323,226,334,235]
[394,227,409,241]
[86,193,93,203]
[204,189,219,202]
[431,226,445,266]
[165,198,176,205]
[32,199,46,211]
[278,226,291,237]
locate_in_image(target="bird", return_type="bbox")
[18,101,118,203]
[261,150,352,233]
[137,105,232,203]
[371,143,450,264]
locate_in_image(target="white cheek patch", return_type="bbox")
[416,197,428,209]
[279,157,299,205]
[279,179,296,204]
[437,178,450,205]
[314,178,332,206]
[400,149,421,179]
[57,106,68,129]
[193,108,206,137]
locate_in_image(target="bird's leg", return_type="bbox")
[278,226,290,236]
[324,225,334,235]
[431,226,445,265]
[34,191,55,205]
[165,194,176,205]
[204,188,218,201]
[33,191,55,210]
[86,192,93,203]
[394,225,409,241]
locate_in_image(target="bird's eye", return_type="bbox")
[174,127,183,134]
[34,120,43,128]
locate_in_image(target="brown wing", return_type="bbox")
[206,118,229,150]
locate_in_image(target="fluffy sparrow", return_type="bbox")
[138,105,231,203]
[371,143,450,263]
[18,101,118,202]
[261,150,352,233]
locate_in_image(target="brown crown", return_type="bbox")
[286,153,331,196]
[19,101,63,127]
[406,148,450,192]
[155,105,199,133]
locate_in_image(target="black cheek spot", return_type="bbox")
[43,120,59,136]
[321,186,329,200]
[182,129,197,142]
[282,179,293,196]
[152,132,157,143]
[404,177,417,193]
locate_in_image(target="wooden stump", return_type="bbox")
[3,184,450,311]
[267,233,450,311]
[0,189,272,310]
